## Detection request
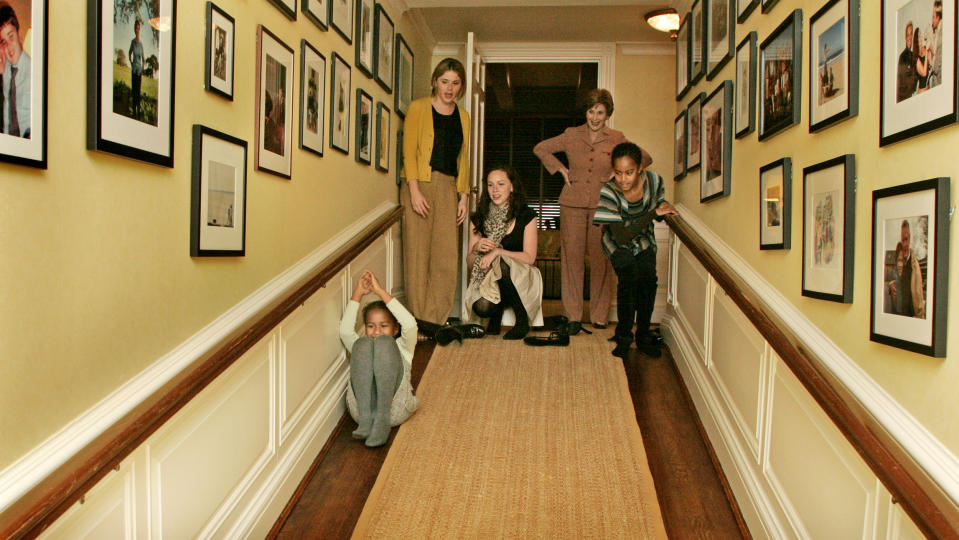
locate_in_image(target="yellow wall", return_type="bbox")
[0,1,434,468]
[674,0,959,455]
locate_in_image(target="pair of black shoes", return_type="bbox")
[523,317,590,346]
[419,320,487,346]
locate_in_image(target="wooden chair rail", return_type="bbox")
[0,207,403,540]
[665,214,959,540]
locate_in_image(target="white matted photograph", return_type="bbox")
[255,25,294,178]
[809,0,859,132]
[759,157,791,249]
[802,154,855,302]
[300,39,326,157]
[700,81,731,202]
[190,125,247,257]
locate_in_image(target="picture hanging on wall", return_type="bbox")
[802,154,855,303]
[676,13,690,100]
[300,39,326,157]
[735,31,757,138]
[880,0,956,146]
[88,0,176,167]
[268,0,296,20]
[255,25,294,178]
[395,129,404,185]
[355,88,372,164]
[330,51,351,154]
[738,0,759,23]
[375,101,390,172]
[674,110,687,180]
[762,0,781,14]
[759,157,791,250]
[690,0,707,84]
[331,0,353,43]
[759,9,802,141]
[395,34,413,117]
[190,125,247,257]
[685,92,705,170]
[302,0,328,30]
[706,0,734,79]
[355,0,373,77]
[373,2,394,93]
[0,0,47,169]
[809,0,859,133]
[700,80,732,203]
[205,2,234,101]
[870,177,950,357]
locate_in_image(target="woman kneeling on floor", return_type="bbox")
[340,270,418,447]
[465,165,544,340]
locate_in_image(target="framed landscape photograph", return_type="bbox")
[706,0,734,79]
[205,2,234,100]
[870,177,950,357]
[809,0,859,132]
[268,0,296,20]
[88,0,176,167]
[355,88,372,164]
[0,0,47,169]
[331,0,353,43]
[686,92,705,170]
[375,101,390,172]
[700,80,732,203]
[373,3,394,93]
[300,40,326,157]
[255,25,294,178]
[802,154,855,303]
[395,34,413,117]
[690,0,707,84]
[355,0,373,77]
[677,14,690,100]
[735,31,757,138]
[330,51,351,154]
[674,110,687,180]
[190,125,247,257]
[880,0,956,146]
[760,157,791,250]
[759,9,802,141]
[302,0,328,30]
[738,0,759,23]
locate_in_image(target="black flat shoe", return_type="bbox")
[592,322,607,329]
[434,326,464,346]
[456,324,486,339]
[523,332,570,347]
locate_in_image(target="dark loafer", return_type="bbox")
[456,324,486,339]
[523,332,570,347]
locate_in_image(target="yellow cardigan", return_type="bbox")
[402,96,470,194]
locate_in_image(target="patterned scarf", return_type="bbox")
[469,204,510,288]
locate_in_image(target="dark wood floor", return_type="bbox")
[269,334,749,539]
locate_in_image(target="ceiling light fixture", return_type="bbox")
[645,8,680,39]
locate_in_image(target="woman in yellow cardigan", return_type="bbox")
[401,58,471,328]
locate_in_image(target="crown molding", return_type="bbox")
[619,41,675,56]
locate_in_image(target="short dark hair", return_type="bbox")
[583,88,614,116]
[471,165,527,232]
[0,5,19,33]
[611,142,646,169]
[431,58,467,99]
[935,0,943,19]
[362,301,401,337]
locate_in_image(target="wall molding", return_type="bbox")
[432,42,462,57]
[618,42,674,56]
[476,42,616,102]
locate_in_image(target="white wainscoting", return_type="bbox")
[37,218,400,539]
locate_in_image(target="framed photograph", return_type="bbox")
[690,0,707,84]
[331,0,353,43]
[677,14,690,100]
[735,31,757,138]
[330,51,351,154]
[255,25,294,179]
[373,3,394,93]
[706,0,734,79]
[355,0,373,77]
[802,154,855,303]
[738,0,759,23]
[190,125,247,257]
[880,0,956,146]
[686,92,705,170]
[759,9,802,141]
[300,40,326,157]
[759,157,791,250]
[762,0,781,13]
[395,129,404,185]
[205,2,234,100]
[0,0,47,169]
[268,0,296,20]
[395,34,413,117]
[302,0,328,30]
[810,0,859,132]
[700,80,732,203]
[87,0,176,167]
[375,101,390,172]
[674,110,687,180]
[870,177,950,357]
[355,88,372,164]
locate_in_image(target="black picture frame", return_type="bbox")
[190,125,248,257]
[205,2,234,101]
[355,88,372,164]
[0,0,47,169]
[870,177,950,357]
[355,0,373,77]
[759,157,791,250]
[706,0,734,80]
[735,31,757,138]
[395,34,414,117]
[686,92,705,171]
[738,0,759,23]
[331,0,354,43]
[330,51,351,154]
[674,110,688,180]
[809,0,860,133]
[762,0,781,14]
[375,101,390,172]
[677,13,691,100]
[700,80,732,203]
[802,154,855,303]
[373,2,394,93]
[255,25,294,179]
[690,0,707,85]
[87,0,177,167]
[879,0,957,146]
[300,39,326,157]
[268,0,296,20]
[758,9,802,141]
[302,0,329,30]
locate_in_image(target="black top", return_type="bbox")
[429,105,463,178]
[471,204,537,252]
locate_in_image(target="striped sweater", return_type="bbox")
[593,171,666,257]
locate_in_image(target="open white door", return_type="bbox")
[457,31,486,319]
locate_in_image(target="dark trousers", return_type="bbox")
[131,73,142,118]
[610,248,657,343]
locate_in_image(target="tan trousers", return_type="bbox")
[560,205,614,324]
[401,171,459,324]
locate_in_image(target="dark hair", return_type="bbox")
[610,142,647,169]
[935,0,943,19]
[0,5,19,33]
[431,58,467,99]
[583,88,614,117]
[471,165,526,233]
[362,301,401,337]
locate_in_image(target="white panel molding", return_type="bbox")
[432,42,462,57]
[618,42,674,56]
[673,245,708,359]
[280,351,346,445]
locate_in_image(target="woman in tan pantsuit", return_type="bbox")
[533,89,651,330]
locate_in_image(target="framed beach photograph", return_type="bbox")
[759,9,802,141]
[355,88,372,164]
[395,34,413,117]
[760,157,791,250]
[255,25,294,178]
[373,3,394,93]
[700,80,732,203]
[330,51,351,154]
[706,0,734,79]
[268,0,296,20]
[762,0,781,13]
[355,0,373,77]
[870,177,950,357]
[0,0,47,169]
[736,31,757,138]
[190,125,247,257]
[87,0,176,167]
[809,0,859,132]
[375,101,390,172]
[690,0,707,84]
[674,110,687,180]
[205,2,234,100]
[300,40,326,157]
[331,0,353,43]
[802,154,855,303]
[302,0,328,30]
[677,14,690,100]
[738,0,759,23]
[686,92,705,170]
[880,0,956,146]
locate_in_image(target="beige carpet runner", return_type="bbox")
[352,332,667,539]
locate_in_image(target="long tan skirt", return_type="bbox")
[464,256,545,327]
